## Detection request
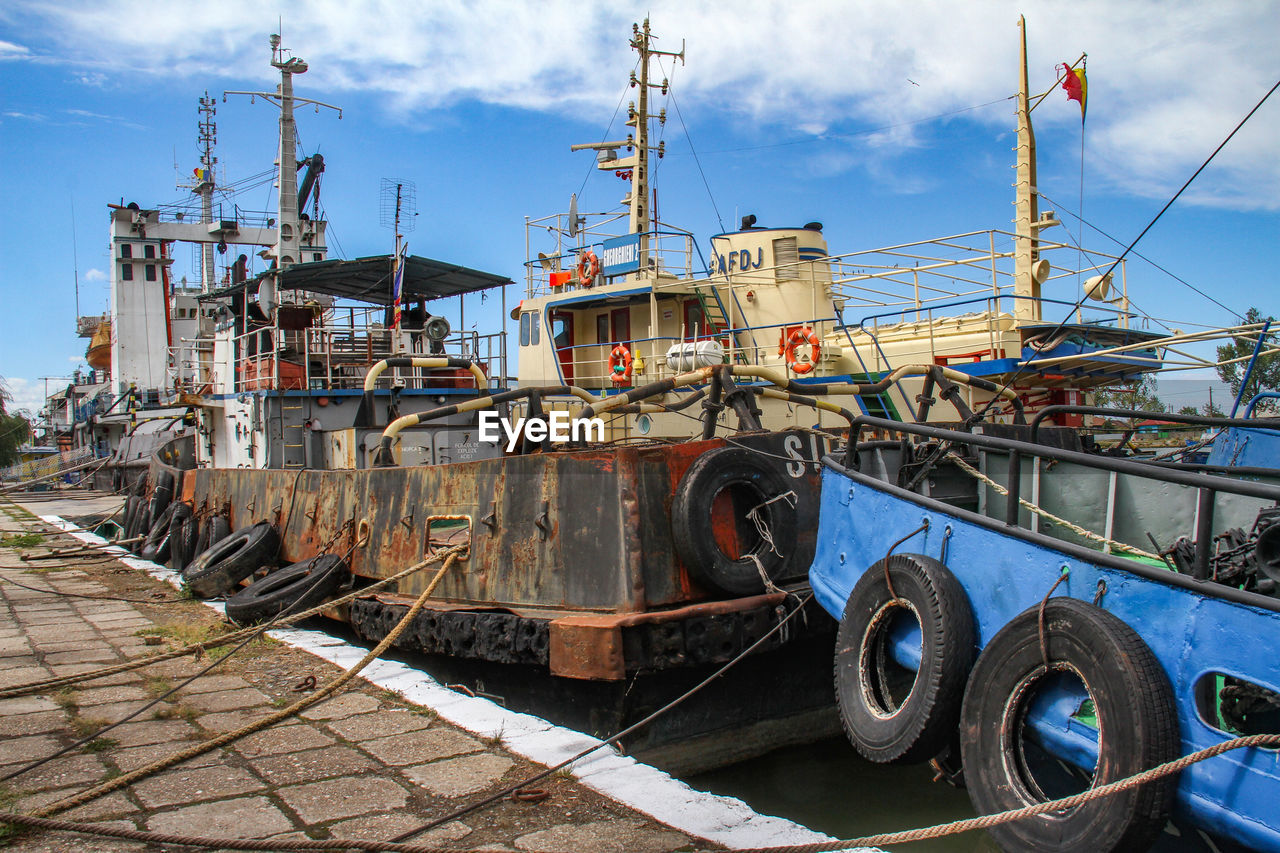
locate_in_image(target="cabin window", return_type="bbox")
[145,264,157,282]
[773,237,799,281]
[312,253,322,262]
[143,244,156,259]
[596,314,609,344]
[122,263,133,281]
[520,311,541,347]
[120,244,132,259]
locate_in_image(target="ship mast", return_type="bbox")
[196,92,217,292]
[570,19,683,279]
[224,35,341,277]
[1012,15,1041,326]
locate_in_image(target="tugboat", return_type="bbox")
[114,18,1274,782]
[806,21,1280,853]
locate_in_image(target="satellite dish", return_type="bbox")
[568,193,585,238]
[258,276,277,318]
[425,316,452,342]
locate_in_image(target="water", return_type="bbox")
[686,736,998,853]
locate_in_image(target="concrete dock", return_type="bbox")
[1,491,821,852]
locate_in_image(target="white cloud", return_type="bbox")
[84,268,106,282]
[1,377,48,417]
[11,0,1280,208]
[0,39,30,60]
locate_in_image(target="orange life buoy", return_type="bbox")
[608,344,634,386]
[783,326,821,374]
[577,250,600,287]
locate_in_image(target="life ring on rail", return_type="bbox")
[225,554,350,625]
[835,553,975,765]
[959,597,1179,853]
[670,446,798,596]
[783,326,821,374]
[608,344,634,386]
[577,250,600,287]
[182,520,281,599]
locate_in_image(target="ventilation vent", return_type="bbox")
[773,237,798,280]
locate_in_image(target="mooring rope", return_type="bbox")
[3,732,1278,851]
[0,542,447,699]
[23,546,463,818]
[946,452,1160,559]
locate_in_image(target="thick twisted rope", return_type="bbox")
[24,547,462,818]
[0,543,442,699]
[946,452,1160,559]
[4,732,1278,852]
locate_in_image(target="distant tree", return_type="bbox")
[0,378,32,468]
[1178,402,1225,418]
[1094,374,1166,414]
[1217,307,1280,413]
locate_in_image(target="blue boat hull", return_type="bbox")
[810,461,1280,850]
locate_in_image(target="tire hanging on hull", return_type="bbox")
[959,597,1179,853]
[834,553,975,765]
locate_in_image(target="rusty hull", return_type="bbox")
[179,430,824,615]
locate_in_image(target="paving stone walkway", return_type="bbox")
[0,501,703,852]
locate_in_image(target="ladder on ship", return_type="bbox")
[696,284,753,365]
[280,398,307,468]
[833,299,901,420]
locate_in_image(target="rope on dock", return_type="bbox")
[22,545,464,819]
[3,732,1278,851]
[0,537,441,699]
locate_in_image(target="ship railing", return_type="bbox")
[164,339,215,401]
[545,320,846,392]
[222,319,507,394]
[523,221,696,298]
[822,229,1131,323]
[847,293,1147,375]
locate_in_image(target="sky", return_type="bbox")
[1,0,1278,417]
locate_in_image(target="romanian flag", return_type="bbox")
[1061,63,1087,120]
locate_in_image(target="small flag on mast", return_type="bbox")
[1061,62,1087,120]
[391,243,407,330]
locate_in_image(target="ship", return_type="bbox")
[95,18,1275,785]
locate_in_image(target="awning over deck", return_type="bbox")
[201,254,512,305]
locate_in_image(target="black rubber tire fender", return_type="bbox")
[140,503,177,563]
[129,493,156,554]
[196,515,230,562]
[959,597,1179,853]
[670,446,798,596]
[166,503,194,572]
[835,553,975,765]
[149,470,175,521]
[121,496,143,544]
[225,554,350,626]
[182,521,281,599]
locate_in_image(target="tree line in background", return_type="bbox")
[0,377,33,468]
[1093,307,1277,417]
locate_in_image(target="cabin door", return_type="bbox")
[549,310,574,382]
[683,300,711,340]
[610,308,631,347]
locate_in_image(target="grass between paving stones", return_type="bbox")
[143,676,173,697]
[0,532,44,549]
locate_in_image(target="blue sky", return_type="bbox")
[1,0,1278,415]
